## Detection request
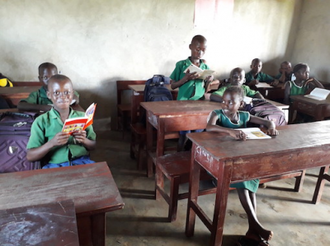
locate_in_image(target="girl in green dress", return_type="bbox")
[207,86,279,246]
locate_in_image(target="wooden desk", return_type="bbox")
[186,121,330,246]
[253,84,285,102]
[0,162,124,246]
[290,95,330,121]
[140,100,221,177]
[0,199,79,245]
[0,86,40,106]
[129,84,178,124]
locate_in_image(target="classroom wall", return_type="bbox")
[290,0,330,83]
[0,0,299,125]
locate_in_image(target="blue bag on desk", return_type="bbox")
[143,75,173,102]
[0,112,40,173]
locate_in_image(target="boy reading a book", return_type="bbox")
[18,62,81,112]
[170,35,218,150]
[26,74,96,169]
[245,58,279,87]
[207,86,278,246]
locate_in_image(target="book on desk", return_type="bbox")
[304,88,330,101]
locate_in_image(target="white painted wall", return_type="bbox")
[290,0,330,83]
[0,0,299,124]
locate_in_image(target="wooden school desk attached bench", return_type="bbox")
[0,162,124,246]
[185,121,330,246]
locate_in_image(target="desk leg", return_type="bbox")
[77,213,106,246]
[146,112,154,178]
[186,144,201,237]
[312,166,330,204]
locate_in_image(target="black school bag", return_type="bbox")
[143,75,173,102]
[0,112,41,173]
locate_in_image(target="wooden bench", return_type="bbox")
[116,80,146,135]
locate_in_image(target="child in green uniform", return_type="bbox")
[283,63,324,104]
[18,62,80,112]
[207,86,278,246]
[27,74,96,168]
[245,58,279,87]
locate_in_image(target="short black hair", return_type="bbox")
[224,86,244,101]
[191,35,207,44]
[293,63,308,73]
[38,62,57,75]
[47,74,72,91]
[251,58,261,65]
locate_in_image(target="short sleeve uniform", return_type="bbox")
[170,58,209,100]
[245,71,274,84]
[27,108,96,164]
[20,86,80,105]
[212,109,259,193]
[287,80,308,103]
[212,85,258,98]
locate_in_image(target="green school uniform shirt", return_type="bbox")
[20,86,79,105]
[27,107,96,164]
[288,80,308,103]
[213,109,259,193]
[170,58,209,100]
[245,71,274,84]
[212,84,258,98]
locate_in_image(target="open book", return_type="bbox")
[235,128,271,139]
[62,103,97,135]
[255,82,273,88]
[183,64,215,80]
[304,88,330,101]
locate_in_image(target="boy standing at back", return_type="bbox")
[170,35,215,100]
[18,62,80,112]
[245,58,279,87]
[26,74,96,168]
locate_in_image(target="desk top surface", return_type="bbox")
[141,100,221,116]
[0,199,79,245]
[0,86,40,94]
[0,162,124,216]
[188,120,330,161]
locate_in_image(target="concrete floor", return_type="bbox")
[92,124,330,246]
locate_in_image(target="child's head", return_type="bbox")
[250,58,262,74]
[47,74,73,111]
[222,86,244,114]
[229,67,246,87]
[293,63,310,82]
[189,35,207,60]
[38,62,58,88]
[280,61,292,74]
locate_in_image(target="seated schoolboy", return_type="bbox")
[245,58,279,87]
[18,62,80,112]
[26,74,96,169]
[170,34,218,150]
[208,67,264,102]
[283,63,324,105]
[274,61,295,84]
[207,86,278,246]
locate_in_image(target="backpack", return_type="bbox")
[143,75,173,102]
[0,112,41,173]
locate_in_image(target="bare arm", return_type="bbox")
[170,71,199,89]
[253,92,264,99]
[305,78,324,93]
[206,112,247,140]
[249,115,279,136]
[27,132,70,161]
[72,130,96,151]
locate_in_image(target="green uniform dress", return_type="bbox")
[27,107,96,165]
[245,71,274,84]
[288,80,308,103]
[213,109,259,193]
[170,58,209,100]
[212,84,258,98]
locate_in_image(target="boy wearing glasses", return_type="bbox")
[26,74,96,169]
[18,62,80,112]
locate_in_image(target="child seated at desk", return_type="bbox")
[170,34,218,151]
[206,86,278,246]
[18,62,80,112]
[274,61,295,84]
[245,58,279,87]
[26,74,96,169]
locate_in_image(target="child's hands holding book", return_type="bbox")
[50,132,70,147]
[72,130,87,144]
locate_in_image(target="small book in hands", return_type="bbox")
[62,103,97,135]
[183,64,215,80]
[235,127,271,139]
